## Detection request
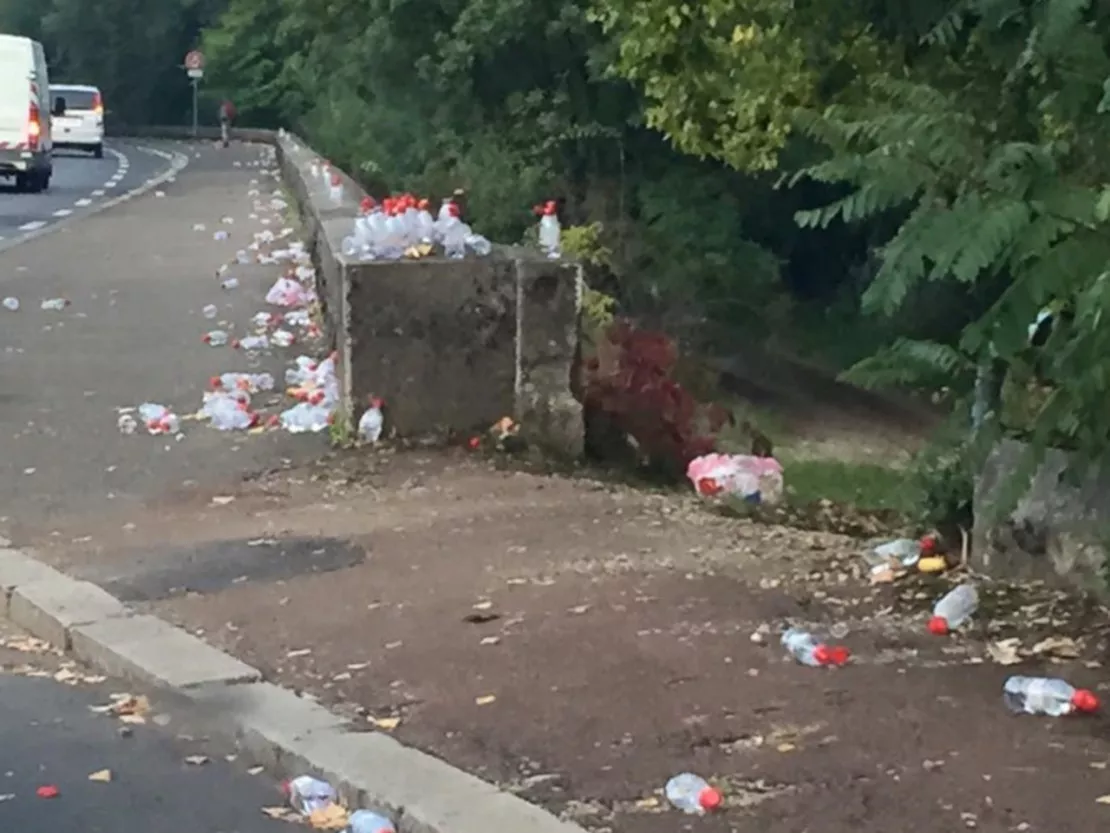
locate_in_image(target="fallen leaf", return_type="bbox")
[247,766,265,775]
[371,716,401,731]
[1097,794,1110,804]
[479,636,501,646]
[633,796,660,809]
[777,743,797,752]
[184,755,209,766]
[1089,762,1107,770]
[308,803,349,829]
[88,769,112,783]
[118,714,146,725]
[1031,636,1080,658]
[210,496,235,505]
[987,639,1023,666]
[261,806,294,819]
[472,601,493,611]
[286,648,312,658]
[475,694,497,706]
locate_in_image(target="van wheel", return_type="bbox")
[92,144,103,159]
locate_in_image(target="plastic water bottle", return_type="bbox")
[3,297,18,311]
[271,329,296,348]
[348,810,396,833]
[202,304,219,319]
[927,584,979,635]
[202,330,229,346]
[41,298,68,310]
[358,397,384,442]
[237,335,269,351]
[466,233,492,256]
[1003,676,1099,716]
[221,276,239,290]
[781,627,850,667]
[285,775,337,816]
[117,413,137,434]
[535,200,561,258]
[664,773,721,814]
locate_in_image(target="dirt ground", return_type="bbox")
[24,447,1110,833]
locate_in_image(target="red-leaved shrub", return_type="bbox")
[582,320,733,476]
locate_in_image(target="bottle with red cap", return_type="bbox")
[1003,676,1100,716]
[534,200,561,258]
[781,627,850,667]
[665,772,722,814]
[927,583,978,635]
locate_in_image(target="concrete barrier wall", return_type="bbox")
[116,125,584,456]
[974,438,1109,597]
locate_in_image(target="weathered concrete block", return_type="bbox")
[70,614,261,689]
[276,132,584,456]
[513,253,584,458]
[974,437,1109,595]
[9,577,131,649]
[345,256,518,436]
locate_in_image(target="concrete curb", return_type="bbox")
[0,547,587,833]
[0,141,190,255]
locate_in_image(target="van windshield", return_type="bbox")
[52,88,97,110]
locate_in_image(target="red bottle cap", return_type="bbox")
[698,786,722,811]
[1071,689,1099,713]
[813,644,850,666]
[919,534,937,555]
[927,616,949,635]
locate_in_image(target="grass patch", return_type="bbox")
[781,457,913,515]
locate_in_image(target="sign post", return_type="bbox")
[184,51,205,137]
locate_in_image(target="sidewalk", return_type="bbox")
[31,448,1110,833]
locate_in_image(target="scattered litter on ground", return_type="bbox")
[928,583,979,635]
[88,769,112,783]
[664,772,721,815]
[36,785,59,799]
[782,627,850,667]
[3,297,18,310]
[687,453,784,503]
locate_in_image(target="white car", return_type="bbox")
[0,34,53,192]
[49,83,104,158]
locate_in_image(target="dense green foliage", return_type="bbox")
[6,0,1110,480]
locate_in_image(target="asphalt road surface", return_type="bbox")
[0,141,174,243]
[0,139,313,540]
[0,620,291,833]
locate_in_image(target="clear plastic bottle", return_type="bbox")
[280,402,332,433]
[285,775,337,816]
[466,233,492,256]
[781,627,850,667]
[928,583,979,635]
[40,298,68,310]
[203,330,229,346]
[348,810,396,833]
[221,276,239,290]
[664,773,722,815]
[236,335,269,351]
[1003,676,1099,716]
[358,397,384,442]
[535,200,561,258]
[117,413,137,434]
[3,297,19,311]
[202,303,219,319]
[271,329,296,348]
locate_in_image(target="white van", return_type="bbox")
[50,84,104,157]
[0,34,53,192]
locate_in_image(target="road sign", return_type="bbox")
[187,68,204,79]
[184,50,204,70]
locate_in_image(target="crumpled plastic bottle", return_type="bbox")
[3,297,19,311]
[137,403,179,435]
[348,809,396,833]
[280,402,332,433]
[202,304,219,319]
[40,298,68,310]
[284,775,337,816]
[236,335,269,351]
[664,773,722,814]
[928,584,979,635]
[203,330,229,346]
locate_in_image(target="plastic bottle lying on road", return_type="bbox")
[664,773,722,815]
[781,627,850,667]
[1003,676,1100,716]
[40,298,68,310]
[285,775,337,816]
[927,583,979,635]
[348,810,396,833]
[236,335,269,351]
[203,330,229,346]
[3,297,18,311]
[202,304,219,319]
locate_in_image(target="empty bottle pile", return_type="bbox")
[340,191,492,261]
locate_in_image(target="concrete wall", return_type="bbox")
[140,126,584,455]
[974,438,1110,596]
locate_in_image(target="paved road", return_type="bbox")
[0,141,174,243]
[0,619,291,832]
[0,139,315,542]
